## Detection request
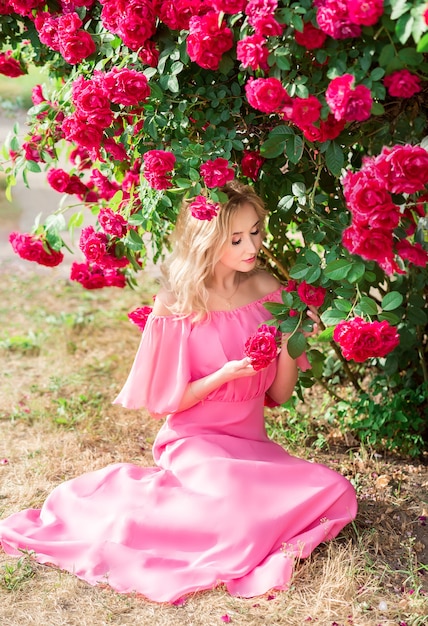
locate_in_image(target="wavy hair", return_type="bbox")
[160,181,268,319]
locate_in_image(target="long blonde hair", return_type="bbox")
[161,181,268,319]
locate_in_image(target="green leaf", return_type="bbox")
[396,15,414,44]
[281,291,293,307]
[124,229,144,251]
[317,327,335,342]
[324,259,353,281]
[334,298,353,313]
[263,302,288,315]
[378,312,400,324]
[280,317,301,334]
[390,0,411,20]
[397,47,423,65]
[289,263,311,280]
[347,262,366,283]
[417,32,428,52]
[285,134,304,164]
[358,296,378,316]
[378,44,396,68]
[381,291,404,311]
[287,332,307,359]
[260,137,286,159]
[320,309,347,326]
[26,160,41,173]
[303,266,322,284]
[325,142,344,177]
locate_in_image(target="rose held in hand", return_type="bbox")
[244,325,279,371]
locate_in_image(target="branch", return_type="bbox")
[261,244,290,280]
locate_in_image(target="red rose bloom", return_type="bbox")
[143,150,176,190]
[0,51,25,77]
[245,77,291,114]
[347,0,384,26]
[326,74,372,122]
[59,30,96,65]
[189,196,221,221]
[70,262,126,289]
[79,226,108,263]
[236,33,269,71]
[316,0,361,39]
[62,115,104,152]
[103,68,150,106]
[244,324,279,371]
[333,317,399,362]
[241,150,265,181]
[294,22,327,49]
[291,95,322,127]
[9,232,64,267]
[47,168,72,193]
[395,239,428,267]
[187,12,234,70]
[297,281,326,307]
[200,158,235,188]
[384,70,421,98]
[373,144,428,195]
[128,305,153,331]
[98,207,129,238]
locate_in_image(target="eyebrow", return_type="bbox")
[232,220,260,236]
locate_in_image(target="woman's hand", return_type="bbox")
[305,307,320,337]
[221,357,260,380]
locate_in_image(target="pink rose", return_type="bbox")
[0,0,14,14]
[236,34,269,71]
[244,324,279,371]
[291,95,322,127]
[128,305,153,330]
[65,175,88,196]
[342,224,399,275]
[70,262,126,289]
[189,196,221,220]
[200,158,235,188]
[187,12,234,70]
[333,317,399,362]
[241,150,265,181]
[384,70,421,99]
[326,74,372,122]
[102,138,129,162]
[103,68,150,106]
[294,22,327,49]
[316,0,361,39]
[9,232,64,267]
[90,169,120,200]
[395,240,428,267]
[57,11,82,33]
[245,77,291,114]
[154,0,201,31]
[297,281,326,307]
[35,13,60,49]
[138,40,159,67]
[373,144,428,194]
[72,76,112,127]
[342,170,401,229]
[0,51,25,77]
[59,30,96,65]
[347,0,384,26]
[8,0,44,15]
[319,114,345,141]
[98,207,129,237]
[31,84,46,105]
[143,149,176,190]
[210,0,247,12]
[285,279,297,292]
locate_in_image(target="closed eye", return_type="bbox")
[232,229,260,246]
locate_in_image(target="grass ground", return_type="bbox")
[0,265,427,626]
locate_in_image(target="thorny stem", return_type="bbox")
[419,346,428,385]
[309,158,323,212]
[316,377,346,403]
[261,244,290,280]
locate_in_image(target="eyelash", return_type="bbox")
[232,229,260,246]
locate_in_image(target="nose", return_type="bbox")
[245,237,258,254]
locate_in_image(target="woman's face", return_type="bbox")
[216,202,262,273]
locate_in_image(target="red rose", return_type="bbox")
[102,138,129,162]
[291,95,322,127]
[0,51,25,77]
[326,74,372,122]
[189,196,220,221]
[319,114,345,141]
[395,240,428,267]
[103,68,150,106]
[79,226,108,262]
[200,158,235,188]
[9,0,44,15]
[245,77,291,114]
[347,0,384,26]
[143,149,176,190]
[62,115,104,152]
[334,317,399,362]
[210,0,247,12]
[294,22,327,49]
[236,33,269,71]
[98,207,129,237]
[384,69,421,98]
[90,169,120,200]
[47,168,71,193]
[59,30,96,65]
[128,305,153,330]
[9,232,64,267]
[297,281,326,307]
[241,150,265,181]
[70,262,126,289]
[138,40,159,67]
[187,13,234,70]
[342,170,400,229]
[374,144,428,194]
[244,324,279,371]
[316,1,361,39]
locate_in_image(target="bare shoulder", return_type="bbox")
[243,270,281,299]
[152,288,177,316]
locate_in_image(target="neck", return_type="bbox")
[207,272,241,309]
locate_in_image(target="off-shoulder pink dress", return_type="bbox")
[0,288,357,602]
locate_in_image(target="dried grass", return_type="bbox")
[0,265,427,626]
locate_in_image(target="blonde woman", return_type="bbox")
[0,181,357,602]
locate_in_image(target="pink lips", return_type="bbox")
[244,256,256,263]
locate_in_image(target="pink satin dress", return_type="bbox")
[0,288,357,602]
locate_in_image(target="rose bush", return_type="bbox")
[1,0,428,451]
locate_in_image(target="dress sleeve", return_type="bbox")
[113,314,192,415]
